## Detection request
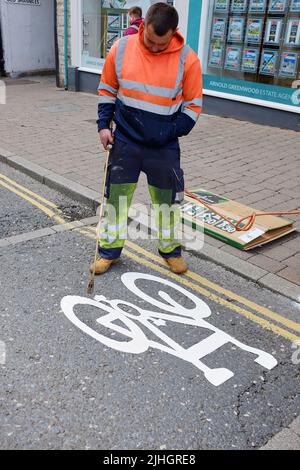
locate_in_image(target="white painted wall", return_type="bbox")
[0,0,55,75]
[175,0,188,42]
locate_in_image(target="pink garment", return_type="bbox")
[123,17,144,36]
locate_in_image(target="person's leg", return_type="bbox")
[148,184,182,258]
[98,139,141,260]
[143,142,186,272]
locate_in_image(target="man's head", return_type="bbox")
[144,2,179,53]
[129,6,142,24]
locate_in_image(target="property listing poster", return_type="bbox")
[208,43,224,68]
[249,0,267,13]
[106,31,121,51]
[245,18,263,43]
[107,14,121,29]
[214,0,230,13]
[211,17,227,40]
[290,0,300,12]
[279,52,298,77]
[268,0,287,12]
[228,17,245,42]
[231,0,249,13]
[242,47,260,72]
[260,49,279,75]
[285,19,300,46]
[225,46,242,70]
[264,18,283,45]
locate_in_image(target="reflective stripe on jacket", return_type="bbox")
[98,23,203,147]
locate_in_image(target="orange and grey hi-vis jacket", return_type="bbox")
[97,23,203,148]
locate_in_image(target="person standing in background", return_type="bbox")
[124,6,144,36]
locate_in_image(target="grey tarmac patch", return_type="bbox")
[1,229,299,450]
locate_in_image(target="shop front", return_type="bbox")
[68,0,299,129]
[69,0,178,91]
[197,0,300,129]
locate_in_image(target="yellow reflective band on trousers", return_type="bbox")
[99,183,182,254]
[99,183,137,250]
[148,185,181,255]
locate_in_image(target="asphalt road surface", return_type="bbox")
[0,163,299,450]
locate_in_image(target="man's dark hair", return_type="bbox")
[145,2,179,36]
[129,6,143,18]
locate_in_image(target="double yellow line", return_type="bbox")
[1,171,300,343]
[0,172,65,225]
[84,226,300,343]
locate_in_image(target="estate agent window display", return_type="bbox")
[206,0,300,88]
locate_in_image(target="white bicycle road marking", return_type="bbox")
[61,273,277,386]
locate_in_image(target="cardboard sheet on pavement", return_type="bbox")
[181,189,295,250]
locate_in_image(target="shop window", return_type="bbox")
[81,0,174,70]
[204,0,300,88]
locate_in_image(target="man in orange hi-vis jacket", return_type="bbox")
[91,2,203,275]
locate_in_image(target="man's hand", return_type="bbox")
[99,129,114,150]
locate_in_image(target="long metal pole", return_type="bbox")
[87,145,112,295]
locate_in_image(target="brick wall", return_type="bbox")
[56,0,71,87]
